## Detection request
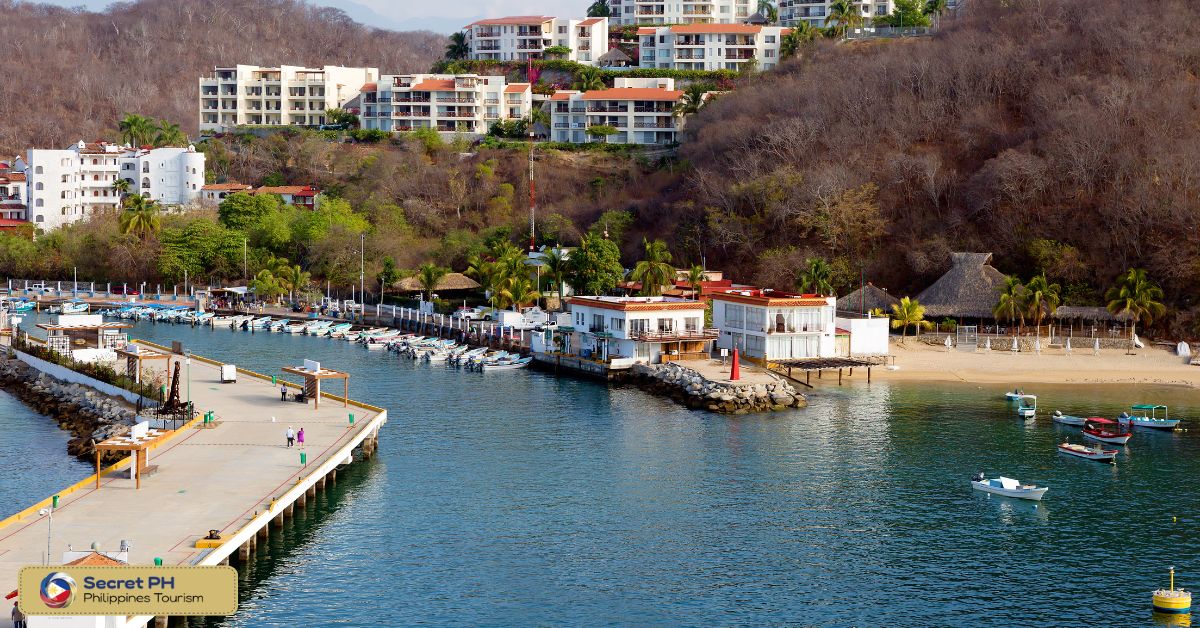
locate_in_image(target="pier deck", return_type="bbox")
[0,344,386,622]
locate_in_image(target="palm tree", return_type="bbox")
[993,275,1025,336]
[797,257,834,295]
[586,0,611,17]
[781,21,818,59]
[541,247,570,310]
[154,120,187,147]
[686,264,705,300]
[1023,273,1061,340]
[417,262,449,302]
[281,265,311,303]
[1106,268,1166,347]
[250,270,284,304]
[828,0,865,38]
[376,256,401,303]
[757,0,779,23]
[445,32,470,60]
[118,113,155,147]
[499,273,541,310]
[674,83,710,118]
[111,177,131,199]
[465,253,499,310]
[573,67,605,92]
[923,0,949,28]
[891,296,931,339]
[631,238,674,296]
[118,195,161,238]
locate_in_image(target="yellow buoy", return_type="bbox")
[1154,567,1192,615]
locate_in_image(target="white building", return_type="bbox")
[710,288,838,361]
[464,16,609,66]
[779,0,897,27]
[25,141,205,230]
[638,24,786,71]
[556,296,715,364]
[608,0,755,25]
[198,65,379,133]
[200,182,253,204]
[360,74,532,136]
[550,78,682,145]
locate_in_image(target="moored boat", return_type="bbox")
[970,474,1048,501]
[1016,394,1037,419]
[1120,404,1181,430]
[1052,410,1090,426]
[1005,389,1028,401]
[1082,418,1132,445]
[1057,442,1118,463]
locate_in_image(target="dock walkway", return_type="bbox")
[0,342,387,627]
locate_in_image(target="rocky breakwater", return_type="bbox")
[630,362,807,414]
[0,357,140,461]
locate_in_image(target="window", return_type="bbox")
[657,318,674,333]
[591,313,604,332]
[766,35,776,43]
[142,163,150,173]
[575,311,585,326]
[610,317,625,332]
[35,199,43,207]
[35,166,43,174]
[746,307,766,332]
[745,334,766,357]
[724,303,744,329]
[685,317,699,332]
[92,159,98,165]
[629,318,649,335]
[35,182,43,191]
[558,26,566,34]
[93,174,100,181]
[35,214,43,222]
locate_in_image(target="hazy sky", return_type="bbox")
[35,0,587,33]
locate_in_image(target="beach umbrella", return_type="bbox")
[985,337,991,351]
[1011,337,1018,352]
[1065,337,1072,353]
[1094,338,1101,355]
[1034,338,1041,354]
[944,335,953,351]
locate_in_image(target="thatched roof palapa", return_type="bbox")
[394,272,481,293]
[837,283,900,314]
[597,48,633,67]
[916,252,1008,319]
[1052,306,1132,322]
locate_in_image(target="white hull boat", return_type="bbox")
[1052,411,1089,426]
[970,474,1047,501]
[1057,442,1117,463]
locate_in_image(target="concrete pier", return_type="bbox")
[0,341,387,627]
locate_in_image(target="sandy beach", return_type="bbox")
[875,340,1200,388]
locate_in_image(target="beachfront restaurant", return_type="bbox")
[709,288,838,362]
[552,296,715,365]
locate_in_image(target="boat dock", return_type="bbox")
[0,340,387,628]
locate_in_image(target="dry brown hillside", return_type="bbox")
[0,0,444,153]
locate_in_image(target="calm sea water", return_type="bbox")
[12,316,1200,626]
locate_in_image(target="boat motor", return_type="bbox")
[971,472,985,482]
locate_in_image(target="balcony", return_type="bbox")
[725,51,756,60]
[516,28,543,36]
[475,29,501,38]
[587,105,628,113]
[724,37,757,46]
[517,42,544,51]
[674,52,706,60]
[634,106,674,113]
[437,97,477,103]
[635,121,676,129]
[632,329,719,342]
[437,111,476,118]
[394,95,431,103]
[484,98,500,105]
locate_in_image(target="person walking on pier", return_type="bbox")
[281,383,288,402]
[286,426,296,448]
[13,601,27,628]
[297,427,305,449]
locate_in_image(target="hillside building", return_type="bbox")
[198,65,379,133]
[637,24,786,71]
[557,296,716,364]
[360,74,532,136]
[709,288,838,361]
[549,78,683,145]
[0,171,26,221]
[778,1,897,28]
[24,141,204,231]
[607,0,756,25]
[464,16,609,66]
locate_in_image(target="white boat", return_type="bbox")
[284,322,308,334]
[1016,395,1037,419]
[1057,442,1117,463]
[248,316,273,328]
[481,356,533,371]
[209,315,237,328]
[1051,410,1090,426]
[304,320,332,336]
[270,319,293,332]
[1119,405,1180,430]
[193,312,214,323]
[970,474,1048,501]
[1005,390,1028,401]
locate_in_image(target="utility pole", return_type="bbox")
[243,237,247,281]
[528,128,536,252]
[359,233,365,322]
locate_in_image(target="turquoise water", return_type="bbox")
[0,389,90,519]
[13,318,1200,626]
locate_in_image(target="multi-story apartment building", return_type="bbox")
[549,78,682,145]
[608,0,755,25]
[0,171,26,221]
[359,74,532,136]
[198,65,379,133]
[638,24,786,71]
[464,16,608,66]
[24,141,204,231]
[710,288,839,361]
[779,0,896,27]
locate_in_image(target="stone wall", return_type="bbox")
[627,362,807,414]
[0,357,140,461]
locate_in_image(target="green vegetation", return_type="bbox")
[587,0,611,17]
[566,233,624,296]
[631,238,674,296]
[417,262,449,301]
[13,336,160,401]
[1106,269,1165,344]
[875,0,932,27]
[994,276,1025,335]
[1023,273,1061,338]
[445,32,469,60]
[430,58,738,84]
[891,297,931,339]
[120,113,189,147]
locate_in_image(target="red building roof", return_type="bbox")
[581,88,682,101]
[468,15,553,27]
[410,79,457,91]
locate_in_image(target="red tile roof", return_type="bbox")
[2,173,26,182]
[581,87,683,102]
[65,552,127,566]
[637,27,656,36]
[361,82,377,92]
[504,83,531,93]
[550,91,578,101]
[468,15,553,27]
[671,24,762,34]
[202,182,252,191]
[411,79,457,91]
[709,288,833,307]
[578,18,603,27]
[253,186,318,197]
[0,219,30,228]
[566,296,706,312]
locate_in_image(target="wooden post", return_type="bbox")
[806,371,810,385]
[838,368,842,385]
[95,449,102,489]
[344,378,348,408]
[867,366,872,383]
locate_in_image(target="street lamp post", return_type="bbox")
[359,233,365,323]
[185,355,192,411]
[39,495,58,566]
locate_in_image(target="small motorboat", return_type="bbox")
[970,473,1048,501]
[209,315,237,328]
[1119,405,1181,430]
[1051,410,1090,427]
[1057,442,1118,463]
[1016,395,1037,419]
[1083,418,1132,445]
[1005,389,1027,401]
